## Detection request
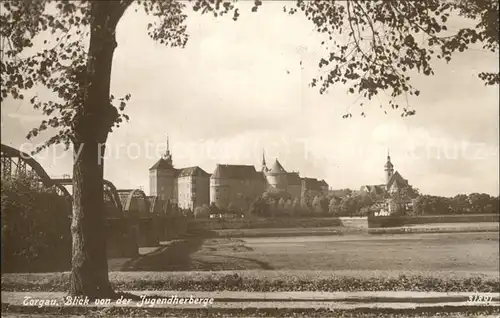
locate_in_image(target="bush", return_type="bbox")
[194,204,210,218]
[249,197,270,217]
[1,176,72,273]
[183,208,194,218]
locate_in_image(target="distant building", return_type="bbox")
[210,151,329,210]
[360,151,416,215]
[360,151,413,197]
[210,164,266,211]
[177,166,211,210]
[301,177,326,198]
[149,137,210,210]
[265,158,288,191]
[286,172,302,199]
[149,140,330,211]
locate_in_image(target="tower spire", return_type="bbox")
[167,134,170,155]
[163,134,172,165]
[261,149,268,172]
[384,148,394,184]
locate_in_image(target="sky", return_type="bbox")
[1,1,499,197]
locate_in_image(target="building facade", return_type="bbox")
[210,152,330,210]
[149,138,210,210]
[150,141,330,212]
[210,164,267,211]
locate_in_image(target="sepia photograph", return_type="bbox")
[1,0,499,317]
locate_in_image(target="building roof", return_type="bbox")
[287,172,301,186]
[360,184,386,195]
[318,179,328,187]
[256,171,267,182]
[149,158,174,170]
[301,177,322,191]
[329,189,352,198]
[176,166,210,178]
[211,164,262,180]
[269,159,287,174]
[387,171,409,189]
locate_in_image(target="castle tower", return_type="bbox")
[261,149,267,172]
[163,135,172,166]
[149,135,176,202]
[384,149,394,184]
[266,158,288,190]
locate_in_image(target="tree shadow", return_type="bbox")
[120,229,274,271]
[120,237,205,271]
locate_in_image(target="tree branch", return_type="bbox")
[108,0,134,30]
[346,1,371,63]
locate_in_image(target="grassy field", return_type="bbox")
[3,232,498,293]
[3,269,499,292]
[117,232,499,272]
[3,231,499,317]
[205,222,498,238]
[2,232,498,293]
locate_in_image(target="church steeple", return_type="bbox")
[384,148,394,184]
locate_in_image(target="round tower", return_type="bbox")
[266,159,288,190]
[210,164,228,208]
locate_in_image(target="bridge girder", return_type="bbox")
[1,144,124,216]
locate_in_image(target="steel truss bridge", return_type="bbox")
[1,143,149,216]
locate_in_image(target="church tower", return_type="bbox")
[384,149,394,184]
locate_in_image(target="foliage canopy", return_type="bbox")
[1,0,498,151]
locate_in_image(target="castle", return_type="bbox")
[149,138,329,211]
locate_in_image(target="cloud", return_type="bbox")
[0,2,498,197]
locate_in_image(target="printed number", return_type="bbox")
[468,294,493,305]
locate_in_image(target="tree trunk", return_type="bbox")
[70,142,112,297]
[70,1,128,298]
